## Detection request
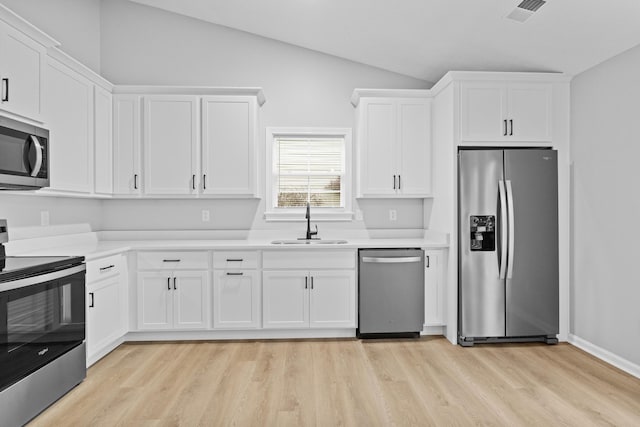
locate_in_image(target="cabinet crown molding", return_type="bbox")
[430,71,573,96]
[0,4,60,48]
[351,88,431,107]
[113,86,266,106]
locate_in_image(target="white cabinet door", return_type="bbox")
[113,95,141,194]
[143,95,198,195]
[173,271,210,329]
[262,271,309,329]
[45,58,93,193]
[137,272,172,330]
[94,86,113,194]
[460,82,553,143]
[507,83,552,142]
[398,99,431,196]
[424,250,445,327]
[87,277,122,361]
[309,270,356,328]
[358,98,397,196]
[213,270,260,329]
[202,96,256,195]
[460,82,506,142]
[0,21,45,121]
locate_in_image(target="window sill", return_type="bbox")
[264,211,354,222]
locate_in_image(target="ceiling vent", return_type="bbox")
[507,0,547,23]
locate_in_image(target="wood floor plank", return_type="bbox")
[27,337,640,427]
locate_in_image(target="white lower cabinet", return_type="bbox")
[212,269,261,329]
[262,252,356,330]
[85,254,126,365]
[424,249,446,327]
[137,270,210,330]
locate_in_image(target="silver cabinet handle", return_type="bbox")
[506,180,515,279]
[362,256,422,263]
[226,272,243,276]
[498,180,508,280]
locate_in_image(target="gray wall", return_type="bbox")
[571,44,640,366]
[1,0,101,73]
[0,194,103,230]
[99,0,431,231]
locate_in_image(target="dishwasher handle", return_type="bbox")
[361,256,422,264]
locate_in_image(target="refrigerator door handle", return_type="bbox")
[498,180,508,279]
[506,180,515,279]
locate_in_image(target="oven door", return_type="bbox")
[0,117,49,189]
[0,268,85,392]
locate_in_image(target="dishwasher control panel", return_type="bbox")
[470,215,495,251]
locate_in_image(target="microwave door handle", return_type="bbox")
[498,180,508,280]
[28,136,43,177]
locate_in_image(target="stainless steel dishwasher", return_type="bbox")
[358,249,425,338]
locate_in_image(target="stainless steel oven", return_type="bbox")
[0,221,85,426]
[0,115,49,190]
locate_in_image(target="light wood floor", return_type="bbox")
[29,337,640,426]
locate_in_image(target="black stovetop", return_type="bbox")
[0,255,85,283]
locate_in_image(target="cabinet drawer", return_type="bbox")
[213,251,259,269]
[263,250,356,270]
[86,254,122,283]
[137,251,209,270]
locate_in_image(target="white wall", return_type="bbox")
[571,44,640,366]
[0,0,101,72]
[0,194,103,230]
[99,0,430,231]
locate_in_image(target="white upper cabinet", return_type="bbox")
[460,82,552,142]
[44,58,93,193]
[113,95,142,195]
[354,92,432,198]
[201,96,257,196]
[143,95,198,195]
[113,88,264,198]
[94,86,113,194]
[0,21,46,122]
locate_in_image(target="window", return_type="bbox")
[265,128,353,221]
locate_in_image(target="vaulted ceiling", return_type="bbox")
[130,0,640,83]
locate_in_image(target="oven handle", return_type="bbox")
[0,264,85,293]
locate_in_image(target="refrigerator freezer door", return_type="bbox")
[459,150,506,338]
[504,149,559,336]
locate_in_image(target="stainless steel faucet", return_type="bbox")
[301,202,318,240]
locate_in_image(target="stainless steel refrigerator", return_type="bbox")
[458,148,559,346]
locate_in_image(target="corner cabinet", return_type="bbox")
[353,90,432,198]
[460,81,552,143]
[262,250,356,329]
[112,87,264,198]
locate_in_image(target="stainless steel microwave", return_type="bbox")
[0,116,49,190]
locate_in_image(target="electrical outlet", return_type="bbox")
[40,211,49,226]
[201,210,210,222]
[389,209,397,221]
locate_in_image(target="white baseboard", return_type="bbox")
[568,334,640,379]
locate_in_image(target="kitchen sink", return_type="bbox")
[270,239,348,245]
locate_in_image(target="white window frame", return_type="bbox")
[265,127,353,221]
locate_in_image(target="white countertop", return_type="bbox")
[21,237,448,261]
[6,227,448,260]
